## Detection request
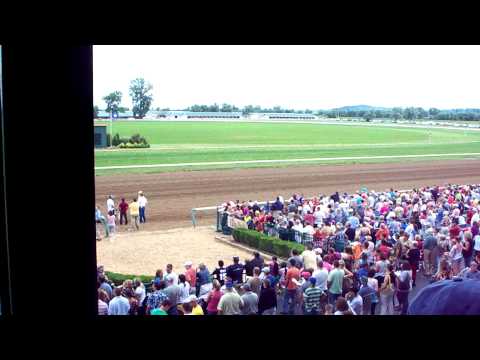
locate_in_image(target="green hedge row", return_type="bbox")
[105,271,154,286]
[112,133,150,148]
[118,142,150,148]
[232,228,304,258]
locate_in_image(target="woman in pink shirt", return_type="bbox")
[206,280,223,315]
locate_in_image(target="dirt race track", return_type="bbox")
[95,159,480,231]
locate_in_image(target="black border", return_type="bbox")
[1,46,97,317]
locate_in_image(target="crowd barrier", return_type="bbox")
[217,211,336,249]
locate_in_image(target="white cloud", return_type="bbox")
[93,45,480,110]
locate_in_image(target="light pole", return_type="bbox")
[110,109,116,148]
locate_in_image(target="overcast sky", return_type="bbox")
[93,45,480,110]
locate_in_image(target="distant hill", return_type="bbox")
[329,105,391,112]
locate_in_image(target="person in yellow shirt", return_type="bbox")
[184,295,204,315]
[129,198,140,230]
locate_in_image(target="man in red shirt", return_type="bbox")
[375,223,390,242]
[281,258,300,315]
[118,198,129,225]
[378,240,391,259]
[450,220,461,239]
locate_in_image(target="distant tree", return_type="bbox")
[428,107,440,118]
[129,78,153,119]
[93,105,99,118]
[118,107,129,113]
[403,107,416,120]
[220,103,233,112]
[242,105,255,116]
[415,107,427,119]
[208,103,219,112]
[392,107,403,120]
[364,111,375,121]
[102,91,122,117]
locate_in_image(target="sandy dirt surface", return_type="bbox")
[95,159,480,231]
[96,226,255,276]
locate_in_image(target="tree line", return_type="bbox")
[183,104,314,115]
[95,78,480,121]
[319,107,480,121]
[182,105,480,121]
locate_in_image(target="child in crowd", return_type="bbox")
[107,210,116,235]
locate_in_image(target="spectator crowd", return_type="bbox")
[97,183,480,315]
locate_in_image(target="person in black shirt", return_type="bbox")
[344,222,356,242]
[406,242,421,287]
[226,256,245,284]
[258,278,277,315]
[211,260,227,286]
[244,259,254,277]
[331,191,340,203]
[273,197,284,212]
[250,252,265,273]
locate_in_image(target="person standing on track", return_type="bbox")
[118,198,129,226]
[138,191,148,224]
[107,195,115,217]
[129,198,140,230]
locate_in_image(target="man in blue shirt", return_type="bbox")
[348,211,360,230]
[356,262,369,280]
[95,206,109,238]
[108,287,130,315]
[226,256,245,284]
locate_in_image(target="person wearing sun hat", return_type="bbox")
[137,190,148,224]
[184,261,196,291]
[183,294,204,315]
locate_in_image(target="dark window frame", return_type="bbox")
[1,46,97,316]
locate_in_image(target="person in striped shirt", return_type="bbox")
[303,277,323,315]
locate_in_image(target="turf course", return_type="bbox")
[95,121,480,175]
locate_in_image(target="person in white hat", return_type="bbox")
[138,191,148,224]
[184,295,204,315]
[471,207,479,226]
[106,195,115,215]
[184,261,196,291]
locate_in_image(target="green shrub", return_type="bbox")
[117,142,150,149]
[111,133,119,146]
[105,271,154,286]
[113,133,150,148]
[232,228,304,258]
[130,133,149,145]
